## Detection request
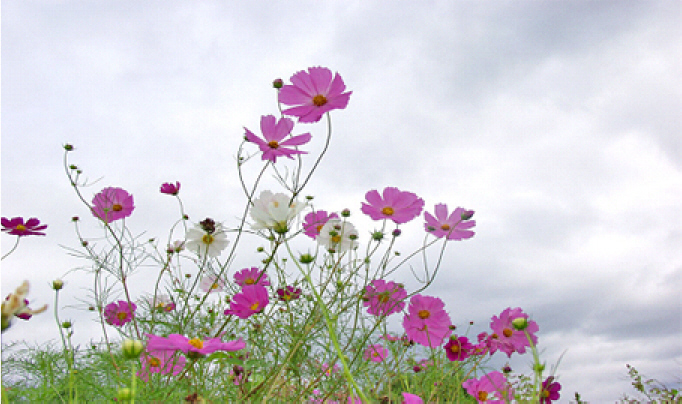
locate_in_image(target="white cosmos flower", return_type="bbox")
[316,218,359,253]
[185,219,229,258]
[250,191,306,234]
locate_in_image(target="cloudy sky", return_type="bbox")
[2,1,681,400]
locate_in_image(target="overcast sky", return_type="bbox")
[2,1,681,401]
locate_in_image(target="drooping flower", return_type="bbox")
[462,371,514,403]
[146,294,176,312]
[1,217,47,237]
[363,279,407,317]
[424,204,476,240]
[361,187,424,224]
[402,392,424,404]
[363,344,388,363]
[381,333,400,342]
[233,267,270,287]
[444,335,475,361]
[302,210,339,240]
[185,218,229,258]
[224,285,270,319]
[277,286,302,302]
[245,115,312,163]
[91,187,135,223]
[199,275,226,293]
[1,281,47,332]
[167,240,185,254]
[402,294,452,348]
[316,218,359,253]
[489,307,539,357]
[278,67,352,123]
[160,181,181,196]
[540,376,561,403]
[146,333,246,357]
[137,349,186,381]
[250,191,306,234]
[103,300,136,327]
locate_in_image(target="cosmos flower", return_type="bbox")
[363,344,388,363]
[137,349,186,381]
[540,376,562,403]
[489,307,539,357]
[146,333,246,357]
[199,275,226,293]
[91,187,135,223]
[1,281,47,332]
[233,267,270,287]
[185,218,229,258]
[278,67,352,123]
[402,294,452,348]
[402,393,424,404]
[160,181,181,196]
[363,279,407,317]
[250,191,306,234]
[1,217,47,237]
[146,294,176,312]
[462,371,514,403]
[424,204,476,240]
[277,286,302,302]
[103,300,136,327]
[316,218,359,253]
[224,285,269,319]
[361,187,424,224]
[245,115,312,163]
[443,335,475,361]
[302,210,339,240]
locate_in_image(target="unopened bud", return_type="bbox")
[122,339,144,359]
[52,279,64,290]
[511,317,528,331]
[341,209,351,217]
[272,78,284,89]
[461,209,475,221]
[117,387,132,401]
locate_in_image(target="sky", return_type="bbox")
[2,1,681,401]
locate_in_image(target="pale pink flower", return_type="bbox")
[361,187,424,224]
[363,344,388,363]
[91,187,135,223]
[245,115,311,163]
[424,204,476,240]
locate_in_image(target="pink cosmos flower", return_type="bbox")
[146,333,246,357]
[444,335,475,361]
[363,279,407,317]
[424,204,476,240]
[233,267,270,287]
[103,300,136,327]
[1,217,47,236]
[199,275,226,293]
[361,187,425,224]
[137,349,186,381]
[540,376,561,403]
[245,115,312,163]
[402,294,452,348]
[160,181,181,195]
[278,67,352,123]
[277,286,302,302]
[363,344,388,363]
[224,284,270,319]
[321,362,340,376]
[462,371,514,403]
[402,393,424,404]
[489,307,539,358]
[302,210,339,240]
[91,187,135,223]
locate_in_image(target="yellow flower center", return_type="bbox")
[503,328,513,338]
[250,302,260,311]
[211,282,220,290]
[267,140,279,149]
[381,207,395,216]
[378,293,390,303]
[316,224,324,232]
[202,234,214,245]
[245,278,256,285]
[117,312,129,320]
[16,224,27,231]
[440,224,451,231]
[112,204,123,212]
[188,338,204,349]
[312,94,327,106]
[149,357,161,368]
[450,344,460,353]
[541,390,550,398]
[418,309,431,320]
[478,391,488,401]
[373,351,380,357]
[331,235,342,243]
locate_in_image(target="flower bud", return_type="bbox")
[371,231,384,241]
[511,317,528,331]
[299,253,315,264]
[392,229,402,237]
[61,321,72,329]
[461,209,475,221]
[117,387,132,401]
[341,209,351,217]
[63,144,74,151]
[272,78,283,89]
[52,279,64,291]
[122,339,144,359]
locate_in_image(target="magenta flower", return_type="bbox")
[277,286,302,302]
[363,279,407,317]
[4,296,34,320]
[402,294,452,348]
[540,376,561,403]
[233,267,270,287]
[444,335,475,361]
[462,371,514,403]
[424,204,476,240]
[91,187,135,223]
[489,307,539,358]
[137,349,186,381]
[278,67,352,123]
[321,362,340,376]
[363,344,388,363]
[245,115,312,163]
[146,333,246,357]
[160,181,181,196]
[402,392,424,404]
[1,217,47,237]
[361,187,425,224]
[302,210,339,240]
[224,285,269,319]
[103,300,136,327]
